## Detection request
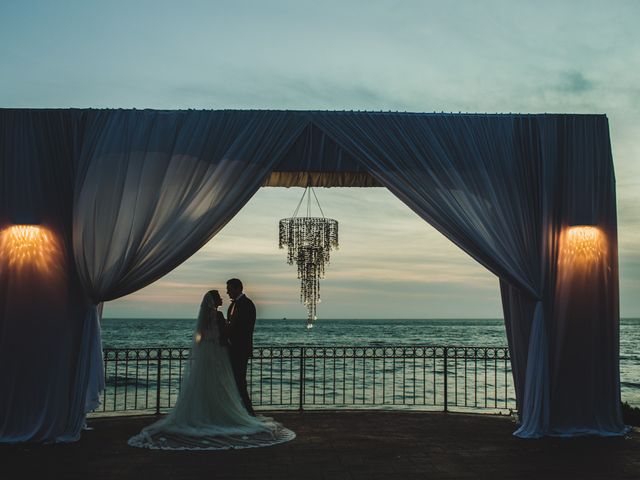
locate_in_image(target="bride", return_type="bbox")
[128,289,295,450]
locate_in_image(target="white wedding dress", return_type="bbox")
[128,292,295,450]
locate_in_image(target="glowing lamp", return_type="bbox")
[560,225,606,264]
[0,224,62,273]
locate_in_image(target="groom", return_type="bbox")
[225,278,256,416]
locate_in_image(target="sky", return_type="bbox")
[1,0,638,319]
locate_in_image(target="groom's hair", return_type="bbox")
[226,278,243,291]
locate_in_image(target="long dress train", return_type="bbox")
[127,291,295,450]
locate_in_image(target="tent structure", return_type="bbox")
[0,109,627,443]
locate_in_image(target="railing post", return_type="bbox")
[102,350,108,412]
[443,347,448,413]
[299,347,305,412]
[155,348,162,415]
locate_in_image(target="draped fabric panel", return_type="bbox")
[311,112,626,437]
[313,113,543,295]
[515,300,550,436]
[74,110,306,301]
[0,109,307,443]
[499,280,538,411]
[266,122,382,187]
[311,113,550,437]
[73,110,307,431]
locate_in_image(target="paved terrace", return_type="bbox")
[2,411,639,479]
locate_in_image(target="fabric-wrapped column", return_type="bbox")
[0,109,94,443]
[542,115,626,435]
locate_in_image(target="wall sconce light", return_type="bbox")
[0,224,62,273]
[561,225,606,265]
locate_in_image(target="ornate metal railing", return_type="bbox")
[89,345,516,416]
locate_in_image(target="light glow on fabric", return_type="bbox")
[0,225,62,273]
[561,226,607,264]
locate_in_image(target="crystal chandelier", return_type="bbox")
[279,184,338,329]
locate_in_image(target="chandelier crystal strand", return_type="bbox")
[279,187,338,328]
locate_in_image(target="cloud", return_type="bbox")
[556,71,594,94]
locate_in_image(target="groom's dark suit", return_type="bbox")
[227,294,256,415]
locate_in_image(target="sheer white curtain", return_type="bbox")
[312,112,625,437]
[73,110,306,432]
[314,113,542,292]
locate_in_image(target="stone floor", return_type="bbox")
[1,411,639,479]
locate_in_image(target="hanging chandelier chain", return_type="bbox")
[291,186,327,219]
[310,186,326,218]
[292,187,307,218]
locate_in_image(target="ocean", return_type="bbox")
[101,317,640,407]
